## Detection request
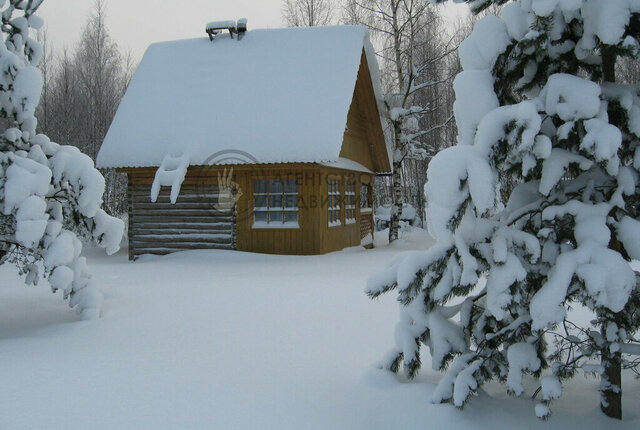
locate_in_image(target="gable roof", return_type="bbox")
[97,25,389,171]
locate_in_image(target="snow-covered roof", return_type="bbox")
[97,25,386,169]
[320,157,373,173]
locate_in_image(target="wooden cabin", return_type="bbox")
[97,24,391,259]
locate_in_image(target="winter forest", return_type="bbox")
[1,0,640,428]
[34,0,133,216]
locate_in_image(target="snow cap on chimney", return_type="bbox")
[205,19,248,41]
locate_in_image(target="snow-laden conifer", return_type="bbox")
[0,0,123,319]
[369,0,640,419]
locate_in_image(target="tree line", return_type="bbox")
[36,0,134,216]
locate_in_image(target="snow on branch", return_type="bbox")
[368,0,640,419]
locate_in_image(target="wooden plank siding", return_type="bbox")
[353,50,390,173]
[316,166,374,254]
[234,167,321,255]
[340,77,375,171]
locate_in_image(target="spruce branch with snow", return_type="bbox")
[369,0,640,420]
[0,0,124,319]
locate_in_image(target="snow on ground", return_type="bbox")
[0,228,637,429]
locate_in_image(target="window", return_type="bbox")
[328,179,341,227]
[253,179,298,228]
[345,180,356,224]
[360,184,372,212]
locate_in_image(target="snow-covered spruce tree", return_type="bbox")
[367,0,640,420]
[0,0,124,319]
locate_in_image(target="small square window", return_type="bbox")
[253,178,299,228]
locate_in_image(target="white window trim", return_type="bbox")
[252,179,300,229]
[328,179,341,228]
[252,221,300,229]
[345,181,356,223]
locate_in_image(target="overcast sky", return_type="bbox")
[37,0,283,60]
[37,0,466,61]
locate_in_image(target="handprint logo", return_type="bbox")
[199,150,258,220]
[215,167,243,211]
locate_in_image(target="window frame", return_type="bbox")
[328,178,342,228]
[252,178,299,229]
[345,180,356,224]
[360,183,373,214]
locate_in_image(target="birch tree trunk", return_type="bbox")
[388,0,404,243]
[389,120,403,242]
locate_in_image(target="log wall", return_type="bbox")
[128,184,235,259]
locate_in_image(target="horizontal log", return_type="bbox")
[131,193,225,200]
[131,212,233,220]
[133,244,235,256]
[131,202,224,211]
[133,249,175,256]
[132,240,233,248]
[130,209,232,217]
[132,226,232,235]
[130,183,222,188]
[130,185,223,192]
[130,196,232,205]
[132,216,234,224]
[131,208,232,215]
[132,201,226,209]
[133,243,235,250]
[131,221,233,229]
[132,231,231,239]
[129,233,232,242]
[129,230,232,240]
[130,190,224,198]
